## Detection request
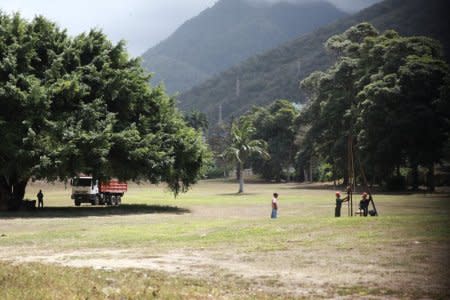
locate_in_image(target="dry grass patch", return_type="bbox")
[0,180,448,299]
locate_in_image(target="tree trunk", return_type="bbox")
[427,164,435,192]
[0,185,9,211]
[236,163,241,180]
[296,164,304,182]
[0,176,28,211]
[0,176,10,211]
[238,162,244,193]
[12,180,27,210]
[303,168,309,182]
[343,171,349,186]
[411,163,419,191]
[333,164,336,187]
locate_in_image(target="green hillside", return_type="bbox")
[179,0,450,124]
[141,0,347,93]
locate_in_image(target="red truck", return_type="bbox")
[71,176,127,206]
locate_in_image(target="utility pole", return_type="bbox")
[236,76,240,98]
[218,104,223,125]
[297,60,301,78]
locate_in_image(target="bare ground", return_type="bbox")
[1,182,449,299]
[1,238,448,298]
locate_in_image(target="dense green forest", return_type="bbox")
[299,23,449,190]
[0,13,209,210]
[180,0,450,125]
[209,22,449,191]
[141,0,346,93]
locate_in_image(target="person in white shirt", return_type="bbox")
[271,193,279,219]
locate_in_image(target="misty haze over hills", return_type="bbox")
[141,0,348,93]
[179,0,450,124]
[244,0,380,12]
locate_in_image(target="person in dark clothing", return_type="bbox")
[37,190,44,208]
[335,192,348,217]
[359,192,371,217]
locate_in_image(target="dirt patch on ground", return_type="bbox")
[3,182,449,298]
[1,242,448,298]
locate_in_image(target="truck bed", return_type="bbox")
[99,180,128,193]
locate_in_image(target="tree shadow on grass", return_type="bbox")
[0,204,190,219]
[216,192,258,196]
[285,184,450,196]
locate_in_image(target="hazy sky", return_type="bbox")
[1,0,217,56]
[0,0,379,57]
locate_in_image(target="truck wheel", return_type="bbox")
[112,196,117,206]
[117,196,121,206]
[75,200,81,206]
[98,194,105,205]
[93,195,100,206]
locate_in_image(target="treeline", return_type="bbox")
[205,23,449,191]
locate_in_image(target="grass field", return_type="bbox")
[0,180,449,299]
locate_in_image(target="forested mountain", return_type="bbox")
[141,0,347,93]
[179,0,450,124]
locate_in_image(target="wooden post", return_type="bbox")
[347,135,355,216]
[351,148,355,217]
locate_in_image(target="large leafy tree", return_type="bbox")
[299,23,378,184]
[299,23,449,189]
[0,13,208,210]
[246,100,299,181]
[221,119,269,193]
[355,32,449,190]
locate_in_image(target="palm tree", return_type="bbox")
[221,119,270,193]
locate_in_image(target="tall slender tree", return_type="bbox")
[221,119,269,193]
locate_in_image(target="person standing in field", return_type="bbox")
[271,193,279,219]
[37,190,44,208]
[335,191,348,217]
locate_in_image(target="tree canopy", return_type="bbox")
[299,23,449,189]
[0,13,209,210]
[183,110,209,132]
[245,100,299,181]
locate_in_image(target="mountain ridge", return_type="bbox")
[179,0,450,124]
[141,0,347,93]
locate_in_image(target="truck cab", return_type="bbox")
[71,176,99,206]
